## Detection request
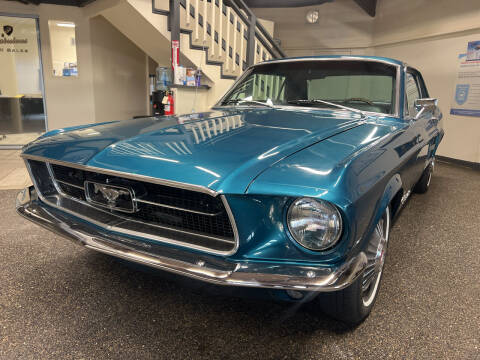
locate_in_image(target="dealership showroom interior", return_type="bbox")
[0,0,479,358]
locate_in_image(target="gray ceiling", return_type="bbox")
[7,0,378,17]
[7,0,95,6]
[244,0,377,17]
[243,0,334,8]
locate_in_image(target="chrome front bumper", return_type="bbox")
[16,186,367,292]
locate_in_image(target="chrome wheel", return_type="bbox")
[362,207,390,307]
[426,169,432,187]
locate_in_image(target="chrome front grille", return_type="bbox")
[26,159,237,255]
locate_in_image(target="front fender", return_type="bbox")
[380,173,403,219]
[246,121,407,259]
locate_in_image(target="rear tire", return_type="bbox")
[316,206,390,325]
[413,163,433,194]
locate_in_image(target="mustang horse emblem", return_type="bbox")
[93,183,130,207]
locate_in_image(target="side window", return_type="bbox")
[405,72,421,116]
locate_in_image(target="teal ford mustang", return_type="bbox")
[16,56,444,324]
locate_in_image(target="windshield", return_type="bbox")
[220,60,398,115]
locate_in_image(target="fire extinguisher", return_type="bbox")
[163,90,175,115]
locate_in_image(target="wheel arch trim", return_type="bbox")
[356,173,402,253]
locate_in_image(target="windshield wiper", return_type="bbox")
[223,99,274,108]
[288,99,366,118]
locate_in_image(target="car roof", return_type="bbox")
[261,55,404,67]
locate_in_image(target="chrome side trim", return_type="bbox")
[395,64,401,118]
[16,186,367,292]
[260,56,402,67]
[220,195,240,254]
[22,154,218,197]
[25,160,239,256]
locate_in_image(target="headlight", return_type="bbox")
[287,197,342,251]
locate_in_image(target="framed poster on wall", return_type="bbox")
[450,40,480,118]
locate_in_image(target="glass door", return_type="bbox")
[0,14,46,148]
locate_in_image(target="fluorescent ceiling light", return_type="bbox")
[56,23,75,28]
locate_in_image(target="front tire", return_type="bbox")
[413,163,433,194]
[317,206,390,325]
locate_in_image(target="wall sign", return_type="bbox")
[0,16,42,96]
[450,41,480,117]
[0,24,29,50]
[171,40,179,70]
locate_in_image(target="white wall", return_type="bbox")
[374,32,480,163]
[254,0,480,163]
[373,0,480,163]
[173,87,209,115]
[90,15,148,122]
[374,0,480,46]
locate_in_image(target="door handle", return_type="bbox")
[416,134,424,143]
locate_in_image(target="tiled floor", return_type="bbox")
[0,132,42,146]
[0,150,32,190]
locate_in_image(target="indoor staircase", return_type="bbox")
[85,0,285,108]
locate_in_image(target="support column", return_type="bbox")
[246,13,256,67]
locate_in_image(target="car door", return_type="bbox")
[404,68,435,184]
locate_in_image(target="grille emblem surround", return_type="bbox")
[85,181,136,213]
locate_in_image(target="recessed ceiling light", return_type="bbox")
[306,10,319,24]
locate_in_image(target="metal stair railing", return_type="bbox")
[153,0,285,78]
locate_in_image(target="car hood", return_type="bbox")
[23,108,365,194]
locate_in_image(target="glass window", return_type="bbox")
[226,74,286,103]
[405,72,421,116]
[308,75,393,104]
[220,60,397,115]
[0,15,46,147]
[48,20,78,77]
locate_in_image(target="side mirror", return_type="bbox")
[414,98,438,119]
